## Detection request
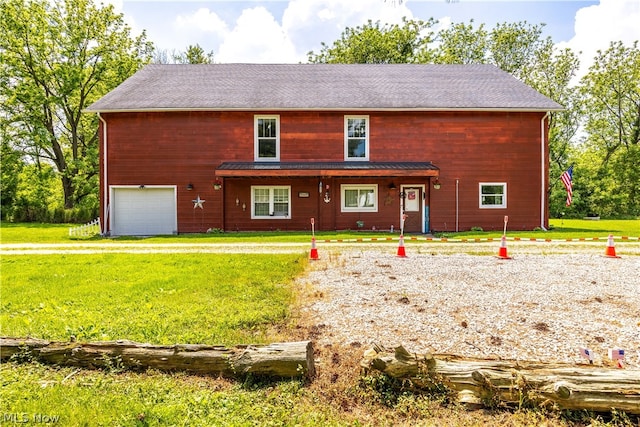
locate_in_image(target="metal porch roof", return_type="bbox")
[215,161,440,177]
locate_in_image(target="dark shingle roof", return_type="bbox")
[86,63,562,112]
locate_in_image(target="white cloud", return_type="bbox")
[436,16,452,30]
[558,0,640,79]
[216,7,298,63]
[172,7,228,52]
[175,7,228,35]
[283,0,411,31]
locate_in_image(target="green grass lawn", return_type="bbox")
[0,222,394,244]
[548,218,640,237]
[1,253,305,344]
[1,219,639,244]
[438,218,640,240]
[2,357,341,426]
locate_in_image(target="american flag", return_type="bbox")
[560,166,573,206]
[608,349,625,360]
[579,348,594,363]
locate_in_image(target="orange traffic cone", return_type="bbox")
[604,234,621,258]
[496,235,511,259]
[397,235,407,258]
[309,237,319,260]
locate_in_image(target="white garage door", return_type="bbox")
[111,187,176,236]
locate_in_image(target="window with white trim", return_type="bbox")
[344,116,369,160]
[251,186,291,219]
[255,115,279,161]
[341,184,378,212]
[479,183,507,208]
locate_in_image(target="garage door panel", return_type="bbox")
[112,187,176,236]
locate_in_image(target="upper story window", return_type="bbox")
[479,183,507,209]
[345,116,369,161]
[255,115,279,161]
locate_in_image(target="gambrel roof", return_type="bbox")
[86,63,563,112]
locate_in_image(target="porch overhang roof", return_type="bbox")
[215,162,439,178]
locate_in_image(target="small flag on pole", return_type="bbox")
[579,348,594,364]
[609,348,625,368]
[608,349,625,359]
[560,166,573,206]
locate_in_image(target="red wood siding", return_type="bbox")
[100,110,549,233]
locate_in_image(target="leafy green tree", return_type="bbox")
[580,41,640,163]
[152,45,214,64]
[430,20,488,64]
[488,22,547,81]
[0,135,23,218]
[430,20,550,80]
[0,0,153,213]
[173,44,215,64]
[9,164,59,222]
[578,41,640,216]
[307,18,436,64]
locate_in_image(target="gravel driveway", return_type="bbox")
[302,246,640,368]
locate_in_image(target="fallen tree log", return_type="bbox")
[1,337,315,379]
[361,345,640,415]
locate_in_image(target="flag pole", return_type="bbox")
[560,165,574,207]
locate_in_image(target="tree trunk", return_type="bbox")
[1,337,315,379]
[61,174,75,209]
[361,345,640,415]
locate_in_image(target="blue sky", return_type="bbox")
[112,0,639,75]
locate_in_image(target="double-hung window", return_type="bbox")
[252,186,291,219]
[479,183,507,208]
[344,116,369,161]
[341,184,378,212]
[255,115,279,161]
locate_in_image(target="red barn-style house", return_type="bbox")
[86,64,562,236]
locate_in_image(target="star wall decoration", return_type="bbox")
[192,195,205,209]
